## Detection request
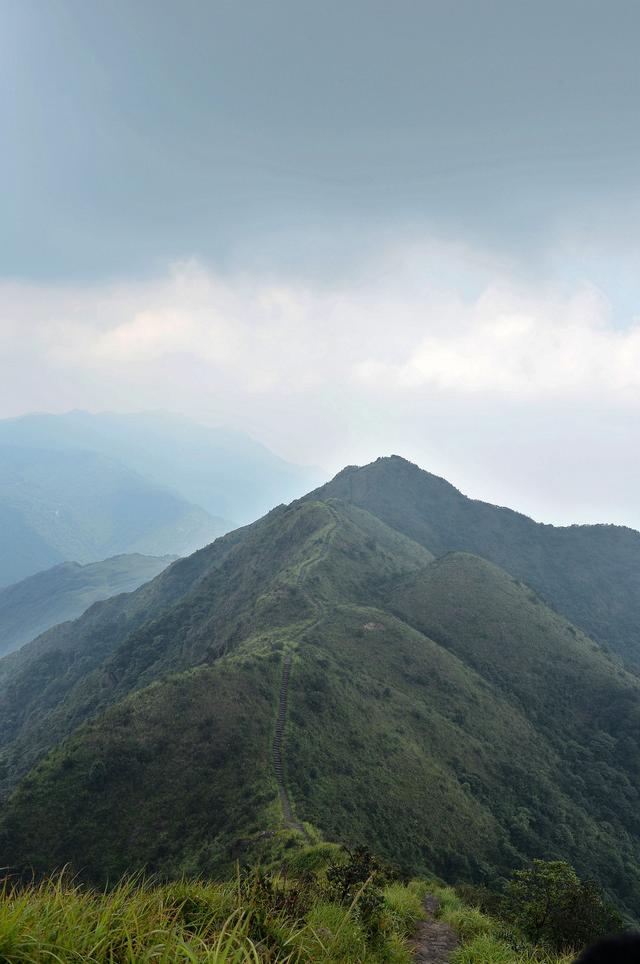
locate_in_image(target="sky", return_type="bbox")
[2,0,640,528]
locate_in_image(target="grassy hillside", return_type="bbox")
[0,857,606,963]
[284,590,640,910]
[0,445,227,586]
[0,553,175,658]
[0,501,429,793]
[1,657,280,881]
[2,491,640,918]
[309,456,640,667]
[0,855,428,962]
[0,523,250,789]
[427,879,576,963]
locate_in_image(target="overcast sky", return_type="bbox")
[2,0,640,527]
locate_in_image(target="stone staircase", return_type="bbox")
[273,653,310,838]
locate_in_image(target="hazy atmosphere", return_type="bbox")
[4,0,640,527]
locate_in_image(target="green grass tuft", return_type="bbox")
[0,868,425,962]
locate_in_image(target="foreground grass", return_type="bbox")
[426,883,575,964]
[0,870,426,963]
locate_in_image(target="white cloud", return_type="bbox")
[2,242,640,529]
[4,251,640,403]
[355,283,640,400]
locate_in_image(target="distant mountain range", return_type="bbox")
[0,553,175,658]
[0,410,323,523]
[0,411,323,586]
[0,445,225,587]
[1,456,639,918]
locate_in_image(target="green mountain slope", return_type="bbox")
[1,659,279,884]
[0,445,227,586]
[0,523,250,787]
[0,501,428,792]
[2,481,640,916]
[308,455,640,666]
[0,554,176,658]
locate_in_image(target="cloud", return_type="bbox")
[355,283,640,400]
[3,248,639,404]
[2,242,640,529]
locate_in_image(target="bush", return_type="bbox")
[502,860,624,952]
[324,847,393,939]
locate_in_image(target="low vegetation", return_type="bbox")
[0,849,426,963]
[429,858,627,964]
[310,455,640,669]
[0,851,630,962]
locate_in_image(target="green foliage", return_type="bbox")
[502,860,624,951]
[324,847,391,903]
[311,455,640,668]
[3,462,640,921]
[427,881,575,964]
[281,843,345,877]
[0,658,282,881]
[0,865,422,962]
[323,847,392,939]
[451,933,574,964]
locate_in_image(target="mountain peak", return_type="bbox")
[310,453,461,506]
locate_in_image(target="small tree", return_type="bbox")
[324,847,391,937]
[503,859,623,951]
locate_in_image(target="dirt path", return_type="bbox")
[272,508,338,839]
[411,896,459,963]
[273,653,311,839]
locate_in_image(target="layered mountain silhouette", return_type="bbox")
[0,446,226,586]
[0,411,322,526]
[0,554,175,658]
[1,457,640,916]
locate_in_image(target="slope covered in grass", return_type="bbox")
[310,456,640,666]
[0,500,430,793]
[0,522,249,788]
[2,489,640,918]
[2,494,640,908]
[428,881,575,964]
[1,656,280,881]
[284,586,640,911]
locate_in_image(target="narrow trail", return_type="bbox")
[273,653,311,839]
[411,896,459,963]
[271,506,340,839]
[273,508,458,959]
